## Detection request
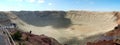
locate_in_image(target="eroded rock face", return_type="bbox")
[114,12,120,24]
[10,11,71,28]
[0,12,11,25]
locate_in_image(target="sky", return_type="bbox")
[0,0,120,11]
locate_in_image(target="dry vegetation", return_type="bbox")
[9,29,61,45]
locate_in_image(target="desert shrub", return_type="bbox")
[12,31,22,41]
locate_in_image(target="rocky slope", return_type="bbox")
[0,12,11,25]
[86,25,120,45]
[0,11,120,45]
[9,29,61,45]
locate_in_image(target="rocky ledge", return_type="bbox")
[9,29,61,45]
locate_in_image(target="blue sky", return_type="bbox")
[0,0,120,11]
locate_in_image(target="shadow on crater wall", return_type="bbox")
[0,12,11,25]
[11,11,72,28]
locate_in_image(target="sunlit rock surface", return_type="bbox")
[86,25,120,45]
[0,11,119,45]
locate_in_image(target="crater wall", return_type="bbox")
[0,11,119,45]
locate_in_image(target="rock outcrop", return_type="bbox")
[0,12,11,25]
[9,29,61,45]
[86,25,120,45]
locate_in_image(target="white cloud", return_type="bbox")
[48,3,52,6]
[38,0,44,3]
[7,0,23,2]
[18,0,24,2]
[28,0,35,3]
[7,0,45,3]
